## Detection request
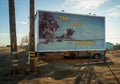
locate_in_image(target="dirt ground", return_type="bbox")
[0,48,120,84]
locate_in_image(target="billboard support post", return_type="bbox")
[8,0,19,74]
[29,0,35,72]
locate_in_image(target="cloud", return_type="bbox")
[62,0,107,12]
[106,5,120,17]
[0,33,28,45]
[0,33,10,45]
[0,33,9,38]
[16,22,29,25]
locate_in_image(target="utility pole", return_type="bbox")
[8,0,19,74]
[29,0,35,72]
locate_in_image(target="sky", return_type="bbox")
[0,0,120,46]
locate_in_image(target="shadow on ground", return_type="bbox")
[0,50,115,84]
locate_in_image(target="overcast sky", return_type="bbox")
[0,0,120,46]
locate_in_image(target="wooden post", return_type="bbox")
[8,0,19,74]
[29,0,35,72]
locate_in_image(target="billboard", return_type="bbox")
[35,10,105,52]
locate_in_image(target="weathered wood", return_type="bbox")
[8,0,19,74]
[29,0,35,72]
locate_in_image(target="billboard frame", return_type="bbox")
[35,10,105,52]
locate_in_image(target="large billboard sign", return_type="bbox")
[35,10,105,52]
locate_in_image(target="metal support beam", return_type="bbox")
[8,0,19,74]
[29,0,35,72]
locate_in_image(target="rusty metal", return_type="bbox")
[107,64,120,83]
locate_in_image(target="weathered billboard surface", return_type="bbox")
[35,10,105,52]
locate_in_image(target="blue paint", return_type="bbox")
[35,10,105,52]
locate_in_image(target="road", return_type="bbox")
[0,47,11,65]
[0,47,26,84]
[0,47,10,55]
[0,47,11,83]
[0,47,25,56]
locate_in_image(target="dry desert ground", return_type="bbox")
[0,47,120,84]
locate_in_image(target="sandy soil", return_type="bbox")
[0,48,120,84]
